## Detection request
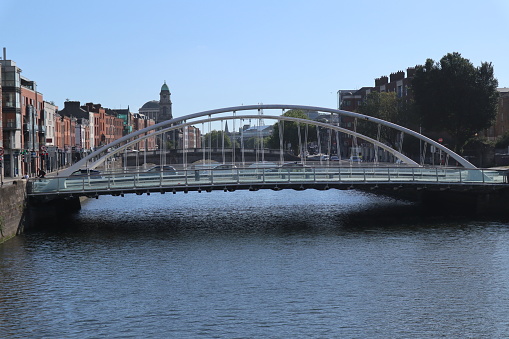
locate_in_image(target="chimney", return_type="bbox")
[406,67,415,78]
[3,47,6,60]
[389,71,405,83]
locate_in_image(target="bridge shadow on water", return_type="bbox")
[26,190,509,238]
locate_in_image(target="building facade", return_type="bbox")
[138,82,173,123]
[483,88,509,141]
[1,52,23,177]
[132,113,157,151]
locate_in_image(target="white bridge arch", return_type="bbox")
[59,104,475,177]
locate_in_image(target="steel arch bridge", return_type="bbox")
[27,104,508,199]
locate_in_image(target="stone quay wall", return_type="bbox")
[0,181,27,243]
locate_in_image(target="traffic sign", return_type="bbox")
[40,145,47,151]
[438,138,443,143]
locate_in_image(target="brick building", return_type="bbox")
[132,113,157,151]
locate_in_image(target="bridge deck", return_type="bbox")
[27,166,508,198]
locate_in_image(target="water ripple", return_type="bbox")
[2,190,509,337]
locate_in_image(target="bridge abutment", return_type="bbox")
[24,196,82,230]
[0,181,27,243]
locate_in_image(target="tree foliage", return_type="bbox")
[244,136,269,149]
[495,131,509,149]
[203,130,232,148]
[412,52,499,152]
[268,110,318,155]
[357,91,415,149]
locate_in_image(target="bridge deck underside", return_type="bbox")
[28,167,508,199]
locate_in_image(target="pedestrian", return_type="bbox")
[37,168,46,178]
[23,173,29,179]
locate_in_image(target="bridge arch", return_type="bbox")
[60,104,476,177]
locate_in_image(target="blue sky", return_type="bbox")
[2,0,508,118]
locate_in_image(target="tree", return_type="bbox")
[412,52,499,152]
[244,136,270,149]
[268,110,317,155]
[357,91,416,149]
[203,130,232,148]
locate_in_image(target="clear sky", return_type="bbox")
[2,0,508,118]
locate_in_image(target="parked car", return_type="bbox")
[198,164,238,176]
[213,164,237,171]
[212,164,238,175]
[307,154,329,161]
[69,169,102,177]
[146,165,177,174]
[248,162,278,172]
[143,165,178,177]
[66,169,103,182]
[330,155,340,161]
[349,156,363,163]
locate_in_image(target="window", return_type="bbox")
[2,92,20,108]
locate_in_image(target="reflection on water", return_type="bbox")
[2,189,509,338]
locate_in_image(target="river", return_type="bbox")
[1,189,509,338]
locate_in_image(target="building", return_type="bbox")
[104,113,124,145]
[158,81,172,122]
[240,125,273,140]
[106,107,133,136]
[82,102,106,149]
[20,76,45,175]
[138,100,159,122]
[132,113,157,151]
[43,101,58,171]
[1,49,23,177]
[0,58,2,178]
[183,125,201,149]
[483,88,509,141]
[54,112,75,167]
[59,101,89,160]
[138,82,173,123]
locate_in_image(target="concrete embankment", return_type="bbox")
[0,180,27,243]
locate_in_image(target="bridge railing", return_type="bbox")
[27,166,507,196]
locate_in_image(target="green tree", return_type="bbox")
[412,52,499,152]
[203,130,232,148]
[357,91,416,149]
[268,110,317,155]
[495,131,509,149]
[244,136,270,149]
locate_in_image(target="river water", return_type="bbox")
[2,189,509,338]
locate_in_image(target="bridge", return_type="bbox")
[26,104,509,213]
